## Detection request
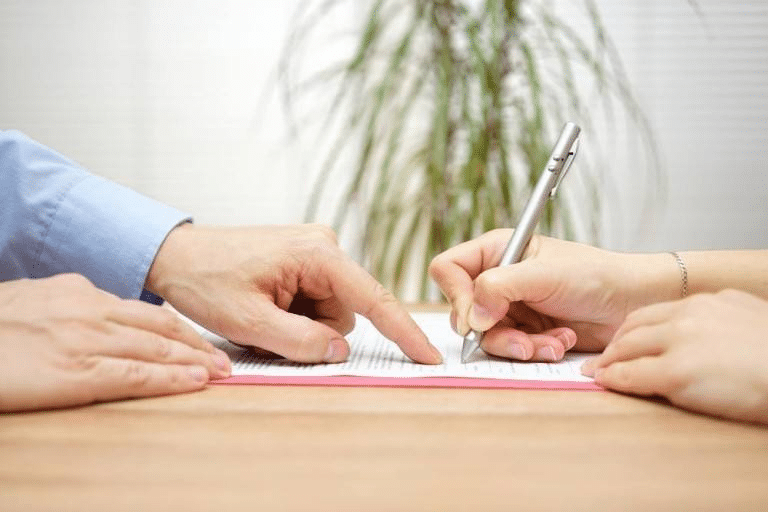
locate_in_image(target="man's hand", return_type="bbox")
[0,274,230,412]
[583,290,768,425]
[145,224,442,364]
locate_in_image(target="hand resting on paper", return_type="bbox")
[0,274,230,411]
[582,290,768,424]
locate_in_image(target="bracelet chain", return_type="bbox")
[669,251,688,298]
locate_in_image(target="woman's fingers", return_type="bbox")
[429,229,514,336]
[593,357,674,397]
[481,326,576,362]
[582,300,684,377]
[612,299,682,342]
[582,323,670,377]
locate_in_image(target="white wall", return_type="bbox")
[1,1,767,257]
[0,0,318,226]
[596,1,768,251]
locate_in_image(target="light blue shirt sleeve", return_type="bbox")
[0,129,191,302]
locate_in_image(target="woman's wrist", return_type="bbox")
[621,251,683,312]
[614,249,768,314]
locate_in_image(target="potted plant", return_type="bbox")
[279,0,658,300]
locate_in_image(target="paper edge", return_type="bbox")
[212,375,603,391]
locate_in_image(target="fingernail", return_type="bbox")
[534,346,558,362]
[429,344,444,364]
[508,342,527,360]
[456,317,470,337]
[453,302,470,336]
[557,330,577,351]
[469,304,494,331]
[189,366,208,383]
[581,358,596,377]
[324,339,347,363]
[212,352,231,376]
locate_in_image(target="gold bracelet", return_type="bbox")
[669,251,688,298]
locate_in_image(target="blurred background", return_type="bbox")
[1,0,767,296]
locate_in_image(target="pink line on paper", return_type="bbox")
[212,375,602,391]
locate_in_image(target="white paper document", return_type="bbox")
[209,311,593,383]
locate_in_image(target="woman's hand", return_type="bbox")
[429,231,679,361]
[583,290,768,424]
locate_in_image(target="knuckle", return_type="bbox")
[602,338,626,357]
[166,367,184,389]
[472,273,507,309]
[153,336,174,361]
[367,281,399,314]
[655,358,688,393]
[59,329,93,362]
[474,271,500,292]
[718,288,742,300]
[158,309,186,339]
[608,363,635,389]
[668,315,695,339]
[288,228,341,261]
[685,293,715,312]
[306,224,338,244]
[63,346,97,372]
[121,360,153,390]
[373,280,397,302]
[428,254,451,281]
[659,361,692,389]
[315,243,341,263]
[427,254,444,274]
[318,224,339,243]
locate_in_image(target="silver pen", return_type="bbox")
[460,122,581,363]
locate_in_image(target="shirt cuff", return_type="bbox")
[37,174,191,300]
[139,288,165,305]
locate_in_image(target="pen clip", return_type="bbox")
[550,137,579,198]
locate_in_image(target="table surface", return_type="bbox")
[3,380,768,511]
[2,305,768,511]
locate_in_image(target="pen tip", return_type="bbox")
[460,336,478,363]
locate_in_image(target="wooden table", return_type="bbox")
[2,382,768,511]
